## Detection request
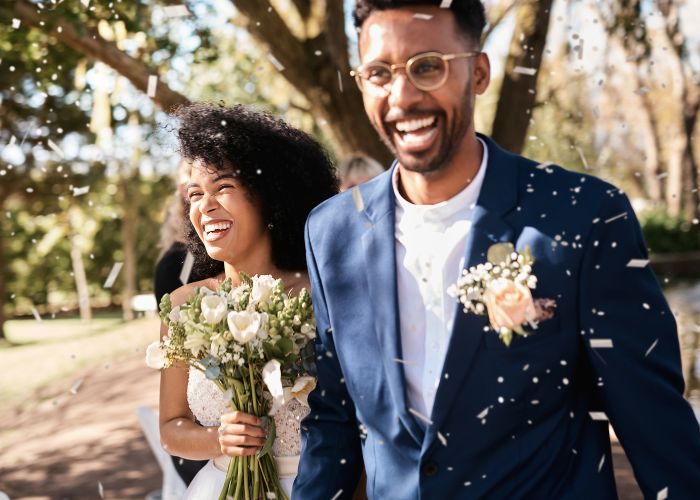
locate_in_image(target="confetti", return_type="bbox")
[69,378,84,395]
[408,407,433,425]
[645,339,659,357]
[604,212,627,224]
[103,262,124,288]
[437,431,448,446]
[179,251,195,284]
[72,186,90,197]
[626,259,649,268]
[576,147,589,170]
[476,407,489,419]
[589,411,608,421]
[12,18,21,29]
[163,5,190,17]
[267,53,285,72]
[597,454,605,472]
[31,307,42,322]
[413,13,434,20]
[590,339,613,348]
[393,357,416,366]
[330,490,343,500]
[440,0,453,8]
[147,75,158,98]
[98,481,104,498]
[47,139,64,158]
[337,70,343,92]
[513,66,537,76]
[351,186,365,212]
[657,486,668,500]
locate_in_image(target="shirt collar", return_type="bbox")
[392,137,488,226]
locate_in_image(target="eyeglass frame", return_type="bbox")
[350,51,481,96]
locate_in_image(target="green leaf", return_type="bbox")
[487,242,515,265]
[257,417,276,458]
[276,337,294,356]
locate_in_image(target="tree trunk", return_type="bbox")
[491,0,554,154]
[637,68,664,203]
[69,223,92,322]
[681,98,700,220]
[0,190,6,340]
[119,163,139,321]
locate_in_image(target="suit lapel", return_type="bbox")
[426,136,520,444]
[360,167,425,445]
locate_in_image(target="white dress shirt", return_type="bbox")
[393,138,488,420]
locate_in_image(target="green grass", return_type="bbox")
[0,314,161,414]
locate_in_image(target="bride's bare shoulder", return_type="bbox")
[169,276,224,307]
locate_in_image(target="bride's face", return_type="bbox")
[187,161,268,265]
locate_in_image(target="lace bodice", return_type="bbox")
[187,368,309,457]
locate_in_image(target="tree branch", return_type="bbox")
[482,0,521,45]
[11,0,190,112]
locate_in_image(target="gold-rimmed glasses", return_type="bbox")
[350,51,480,97]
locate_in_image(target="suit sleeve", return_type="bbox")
[292,217,363,499]
[579,191,700,497]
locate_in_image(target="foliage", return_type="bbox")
[640,207,700,255]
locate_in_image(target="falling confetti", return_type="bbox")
[351,186,365,212]
[72,186,90,197]
[626,259,649,268]
[645,339,659,357]
[81,0,90,7]
[589,411,608,421]
[413,13,434,20]
[337,70,343,92]
[12,18,21,29]
[69,378,84,395]
[513,66,537,76]
[267,53,285,72]
[31,307,42,322]
[163,5,190,17]
[597,454,605,472]
[440,0,454,8]
[408,407,433,425]
[98,481,104,498]
[437,431,448,446]
[576,147,590,170]
[179,251,195,284]
[47,139,64,158]
[604,212,627,224]
[589,339,613,348]
[476,407,489,419]
[103,262,124,289]
[656,486,668,500]
[147,75,158,98]
[330,490,343,500]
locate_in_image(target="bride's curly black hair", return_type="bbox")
[175,103,338,276]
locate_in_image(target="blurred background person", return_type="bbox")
[337,154,384,191]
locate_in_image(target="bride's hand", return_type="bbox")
[218,411,268,457]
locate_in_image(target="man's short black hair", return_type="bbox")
[175,103,338,276]
[353,0,486,46]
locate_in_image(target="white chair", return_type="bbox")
[137,406,187,500]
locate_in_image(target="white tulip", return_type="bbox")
[145,341,167,369]
[227,310,262,344]
[201,295,227,324]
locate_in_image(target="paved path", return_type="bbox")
[0,355,643,499]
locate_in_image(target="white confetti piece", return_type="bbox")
[656,486,668,500]
[147,75,158,98]
[576,147,590,170]
[645,339,659,357]
[163,5,190,17]
[47,139,64,158]
[626,259,649,268]
[408,407,433,425]
[476,407,489,419]
[597,454,605,472]
[179,251,194,285]
[437,431,447,446]
[31,307,42,322]
[393,357,416,366]
[351,186,365,212]
[440,0,453,7]
[267,53,285,72]
[69,378,84,395]
[590,339,613,348]
[72,185,90,197]
[12,18,21,29]
[337,70,343,92]
[604,212,627,224]
[98,481,104,498]
[413,13,433,20]
[103,262,123,289]
[513,66,537,76]
[589,411,608,421]
[330,490,343,500]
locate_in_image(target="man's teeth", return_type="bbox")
[395,116,436,133]
[204,222,232,233]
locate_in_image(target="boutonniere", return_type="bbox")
[448,243,556,346]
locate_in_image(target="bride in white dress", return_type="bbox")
[157,103,338,499]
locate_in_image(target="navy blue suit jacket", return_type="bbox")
[294,135,700,499]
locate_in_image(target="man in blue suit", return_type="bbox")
[294,1,700,498]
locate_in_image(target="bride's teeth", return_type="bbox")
[396,116,436,132]
[204,222,232,233]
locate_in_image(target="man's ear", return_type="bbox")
[473,52,491,95]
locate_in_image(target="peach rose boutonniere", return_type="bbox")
[448,243,556,346]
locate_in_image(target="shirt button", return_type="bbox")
[422,462,439,476]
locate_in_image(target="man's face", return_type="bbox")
[358,6,489,174]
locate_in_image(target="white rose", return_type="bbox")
[251,275,278,305]
[201,295,227,324]
[145,341,167,369]
[168,305,183,323]
[227,310,262,344]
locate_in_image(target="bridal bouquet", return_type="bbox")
[147,274,316,500]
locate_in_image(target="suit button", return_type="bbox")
[422,462,438,476]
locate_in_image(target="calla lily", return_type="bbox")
[262,360,285,414]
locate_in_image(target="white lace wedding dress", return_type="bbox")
[184,369,309,499]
